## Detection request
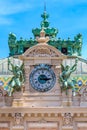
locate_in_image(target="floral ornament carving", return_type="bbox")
[14,113,23,126]
[63,113,73,126]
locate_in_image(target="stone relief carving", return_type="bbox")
[63,113,73,126]
[14,113,23,126]
[26,47,59,57]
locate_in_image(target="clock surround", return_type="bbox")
[29,64,56,92]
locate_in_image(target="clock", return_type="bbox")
[29,64,56,92]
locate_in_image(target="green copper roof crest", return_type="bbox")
[32,8,58,38]
[8,7,82,57]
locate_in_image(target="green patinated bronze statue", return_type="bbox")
[8,58,25,94]
[59,58,78,94]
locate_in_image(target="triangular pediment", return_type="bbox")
[21,44,66,59]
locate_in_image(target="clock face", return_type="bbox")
[29,64,56,92]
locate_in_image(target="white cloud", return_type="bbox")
[0,0,31,15]
[0,0,32,25]
[0,0,87,16]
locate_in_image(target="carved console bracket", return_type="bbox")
[62,113,73,126]
[12,113,24,126]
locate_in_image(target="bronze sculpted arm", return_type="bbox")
[8,58,14,72]
[70,58,78,73]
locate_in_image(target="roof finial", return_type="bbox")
[36,28,49,44]
[44,1,46,12]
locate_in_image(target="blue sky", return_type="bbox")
[0,0,87,59]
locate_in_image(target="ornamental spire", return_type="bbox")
[44,1,46,12]
[32,4,58,38]
[41,2,49,28]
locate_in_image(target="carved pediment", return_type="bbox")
[20,44,66,59]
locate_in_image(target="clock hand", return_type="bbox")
[40,77,51,81]
[45,78,51,81]
[39,75,51,81]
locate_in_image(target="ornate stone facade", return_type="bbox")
[0,26,87,130]
[0,13,87,130]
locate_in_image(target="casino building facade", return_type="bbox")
[0,9,87,130]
